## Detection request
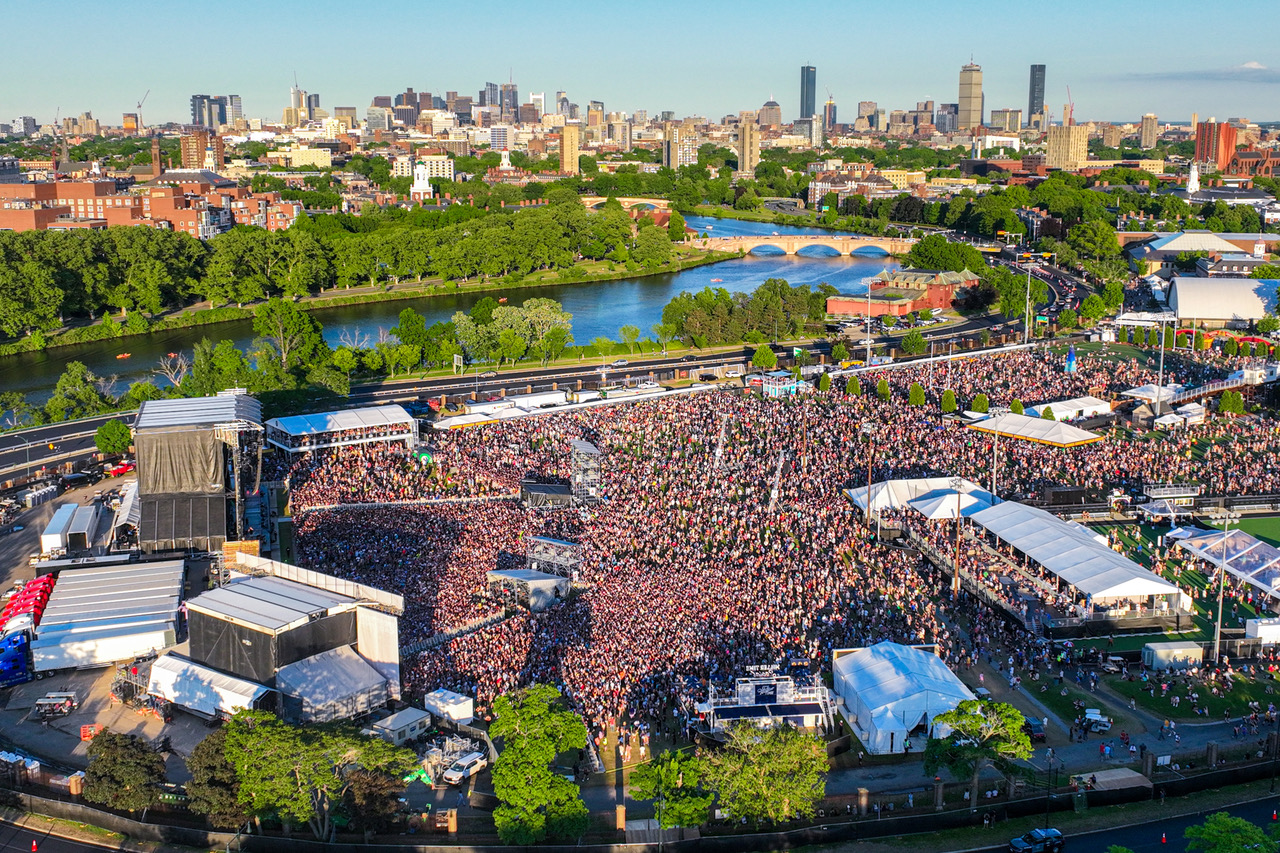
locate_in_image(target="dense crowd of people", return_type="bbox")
[275,345,1280,739]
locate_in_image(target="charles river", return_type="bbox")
[0,216,901,402]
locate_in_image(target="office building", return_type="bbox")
[481,82,499,108]
[1140,113,1159,149]
[1027,65,1046,127]
[500,83,519,120]
[394,89,416,108]
[122,113,140,135]
[306,94,321,118]
[958,63,983,130]
[799,65,817,119]
[190,95,228,128]
[587,101,604,127]
[1045,124,1088,170]
[753,99,780,129]
[1195,122,1238,172]
[1102,125,1124,148]
[662,126,698,169]
[365,107,393,132]
[490,125,512,150]
[180,131,224,169]
[371,96,392,109]
[226,96,243,123]
[990,109,1022,133]
[11,116,36,137]
[794,117,821,147]
[935,104,959,134]
[822,98,837,131]
[530,92,545,116]
[737,120,760,174]
[607,120,632,150]
[858,101,877,118]
[560,124,580,174]
[518,103,539,124]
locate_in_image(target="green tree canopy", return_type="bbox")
[631,750,713,829]
[700,723,827,826]
[84,729,167,815]
[1010,399,1024,415]
[923,700,1032,804]
[909,382,926,406]
[900,328,927,355]
[253,297,327,371]
[876,378,890,401]
[971,392,989,413]
[1184,811,1277,853]
[941,389,957,413]
[751,345,778,370]
[185,728,247,830]
[95,418,132,455]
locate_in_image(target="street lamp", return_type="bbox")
[1212,511,1242,665]
[1017,252,1056,345]
[988,406,1011,502]
[14,437,32,480]
[1043,760,1059,830]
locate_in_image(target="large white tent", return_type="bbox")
[832,642,973,755]
[1027,396,1111,421]
[909,491,989,520]
[147,653,273,720]
[1176,529,1280,599]
[844,477,993,515]
[968,412,1102,447]
[968,502,1180,602]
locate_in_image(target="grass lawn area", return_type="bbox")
[1207,515,1280,548]
[1035,678,1132,730]
[1106,670,1280,723]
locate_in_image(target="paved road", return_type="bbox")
[0,820,109,853]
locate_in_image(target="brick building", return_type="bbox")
[826,269,978,318]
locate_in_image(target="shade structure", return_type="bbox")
[968,501,1179,600]
[968,412,1102,447]
[844,477,993,515]
[1122,384,1185,404]
[832,642,974,755]
[1176,529,1280,598]
[908,490,990,520]
[1026,396,1111,421]
[147,653,273,719]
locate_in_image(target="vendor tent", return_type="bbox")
[832,642,973,755]
[1122,384,1184,404]
[1175,529,1280,598]
[908,490,990,520]
[968,412,1102,447]
[845,477,992,515]
[968,502,1180,601]
[1027,396,1111,421]
[275,645,389,724]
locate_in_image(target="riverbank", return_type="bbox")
[0,247,739,359]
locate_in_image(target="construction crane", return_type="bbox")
[135,89,150,133]
[1064,86,1075,127]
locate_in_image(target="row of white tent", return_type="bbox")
[1175,528,1280,600]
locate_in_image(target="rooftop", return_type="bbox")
[135,394,261,430]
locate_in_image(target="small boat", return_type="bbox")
[711,278,723,283]
[116,353,131,360]
[497,297,508,304]
[166,352,178,358]
[705,225,713,230]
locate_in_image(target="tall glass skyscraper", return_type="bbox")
[799,66,816,120]
[1027,64,1046,127]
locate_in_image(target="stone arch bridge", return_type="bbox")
[693,234,916,256]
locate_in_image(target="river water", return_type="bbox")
[0,215,899,402]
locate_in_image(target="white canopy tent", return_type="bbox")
[832,642,973,755]
[1027,396,1111,421]
[968,501,1180,602]
[908,490,990,520]
[844,477,993,515]
[147,653,273,719]
[968,413,1102,447]
[1176,529,1280,599]
[1122,384,1185,404]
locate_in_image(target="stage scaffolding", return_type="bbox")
[569,439,602,504]
[527,535,583,579]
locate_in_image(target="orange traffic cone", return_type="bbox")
[1161,832,1167,844]
[31,841,37,853]
[1273,809,1277,821]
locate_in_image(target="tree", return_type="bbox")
[490,685,589,845]
[903,234,986,273]
[95,418,132,455]
[667,210,687,242]
[1223,336,1239,357]
[923,700,1032,807]
[331,346,358,377]
[909,382,926,406]
[592,335,616,357]
[1194,330,1208,351]
[44,361,108,422]
[618,324,641,353]
[818,372,832,392]
[846,376,861,395]
[1041,405,1056,420]
[651,322,677,351]
[631,750,713,829]
[972,393,989,413]
[222,710,416,841]
[831,342,850,363]
[253,297,326,371]
[751,345,777,370]
[185,728,247,830]
[1057,308,1078,329]
[1184,812,1276,853]
[1256,315,1279,335]
[1010,399,1024,415]
[700,723,826,827]
[941,389,957,413]
[390,307,428,350]
[84,730,166,816]
[876,378,890,401]
[1067,220,1119,260]
[900,329,927,355]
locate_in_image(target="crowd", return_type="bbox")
[277,345,1280,740]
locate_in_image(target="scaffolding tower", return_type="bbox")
[569,439,603,504]
[527,535,583,579]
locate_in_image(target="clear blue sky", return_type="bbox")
[6,0,1278,126]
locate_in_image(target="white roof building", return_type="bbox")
[1026,396,1111,421]
[265,404,417,452]
[832,642,973,755]
[844,477,992,516]
[968,412,1103,447]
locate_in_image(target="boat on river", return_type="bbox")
[116,353,131,360]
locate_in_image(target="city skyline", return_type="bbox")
[3,0,1279,126]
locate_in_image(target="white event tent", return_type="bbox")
[967,501,1181,603]
[844,477,993,516]
[1175,529,1280,599]
[832,642,973,755]
[968,412,1102,447]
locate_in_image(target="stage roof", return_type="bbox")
[968,501,1179,599]
[266,404,413,437]
[136,394,261,430]
[968,412,1102,447]
[147,653,272,718]
[845,477,993,515]
[187,575,357,634]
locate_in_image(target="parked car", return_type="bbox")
[611,359,629,367]
[1083,709,1112,732]
[1023,717,1047,743]
[698,373,718,382]
[442,752,488,786]
[480,370,497,378]
[1009,827,1064,853]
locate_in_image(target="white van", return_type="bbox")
[442,752,488,785]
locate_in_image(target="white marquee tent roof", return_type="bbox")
[147,653,272,718]
[267,404,414,437]
[1026,396,1111,420]
[1122,384,1185,404]
[909,490,990,520]
[1169,277,1275,323]
[845,477,993,515]
[1176,529,1280,598]
[968,412,1102,447]
[968,501,1179,599]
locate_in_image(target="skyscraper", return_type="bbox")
[189,95,228,128]
[758,99,782,128]
[500,83,519,120]
[1195,122,1238,171]
[799,66,817,120]
[560,124,580,174]
[530,92,545,116]
[737,119,760,174]
[958,63,983,130]
[822,98,837,131]
[1027,65,1046,128]
[1140,114,1159,149]
[481,82,499,108]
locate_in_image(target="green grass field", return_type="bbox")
[1207,516,1280,548]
